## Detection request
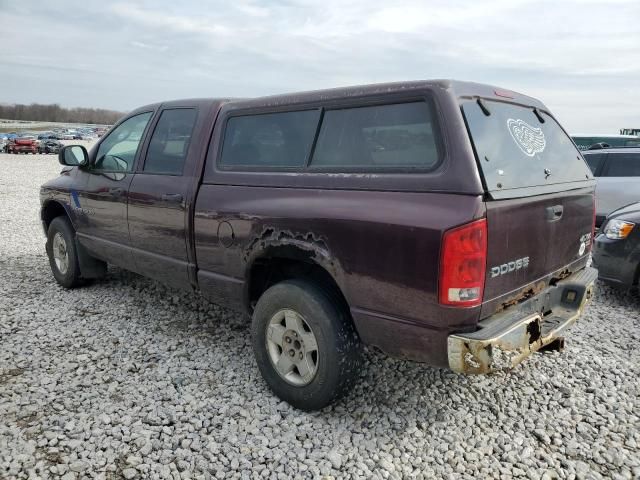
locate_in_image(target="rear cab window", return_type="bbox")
[462,100,593,197]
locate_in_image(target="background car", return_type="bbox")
[572,134,640,151]
[38,139,63,154]
[582,147,640,226]
[6,135,38,154]
[593,202,640,290]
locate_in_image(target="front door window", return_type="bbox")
[94,112,153,172]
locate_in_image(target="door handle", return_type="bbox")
[546,205,564,221]
[109,187,124,197]
[162,193,183,203]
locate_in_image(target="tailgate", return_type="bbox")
[484,188,593,304]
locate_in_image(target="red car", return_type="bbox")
[7,136,38,154]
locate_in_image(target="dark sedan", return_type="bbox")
[593,202,640,289]
[38,139,63,154]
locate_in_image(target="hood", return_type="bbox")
[607,201,640,223]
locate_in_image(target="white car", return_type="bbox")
[572,134,640,151]
[582,147,640,226]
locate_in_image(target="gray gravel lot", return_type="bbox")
[1,152,639,480]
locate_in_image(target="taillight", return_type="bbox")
[439,219,487,307]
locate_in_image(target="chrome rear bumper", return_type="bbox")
[448,267,597,374]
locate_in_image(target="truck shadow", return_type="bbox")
[89,266,568,415]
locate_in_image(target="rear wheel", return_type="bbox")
[251,279,363,410]
[47,216,83,288]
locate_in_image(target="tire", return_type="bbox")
[251,279,363,410]
[46,216,83,288]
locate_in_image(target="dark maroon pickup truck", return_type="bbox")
[40,80,597,410]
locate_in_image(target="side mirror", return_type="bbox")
[59,145,89,167]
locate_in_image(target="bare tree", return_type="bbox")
[0,103,125,125]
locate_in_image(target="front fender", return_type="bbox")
[40,196,78,234]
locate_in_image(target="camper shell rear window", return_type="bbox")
[462,99,593,196]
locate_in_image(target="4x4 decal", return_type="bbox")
[70,190,95,216]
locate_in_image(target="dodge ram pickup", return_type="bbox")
[40,80,597,410]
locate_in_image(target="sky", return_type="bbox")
[0,0,638,133]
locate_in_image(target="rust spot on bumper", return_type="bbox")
[498,280,547,312]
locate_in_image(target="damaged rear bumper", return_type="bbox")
[448,266,597,374]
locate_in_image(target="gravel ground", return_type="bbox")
[1,151,639,480]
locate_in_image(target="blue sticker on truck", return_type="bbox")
[71,190,81,208]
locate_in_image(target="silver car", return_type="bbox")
[583,147,640,226]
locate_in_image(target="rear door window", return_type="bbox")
[144,108,197,175]
[310,102,440,170]
[602,153,640,177]
[219,110,320,169]
[462,100,592,195]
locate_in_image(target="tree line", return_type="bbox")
[0,103,125,125]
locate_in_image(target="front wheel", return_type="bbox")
[251,279,363,410]
[46,216,83,288]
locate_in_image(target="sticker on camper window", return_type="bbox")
[507,118,546,157]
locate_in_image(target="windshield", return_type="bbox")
[462,100,592,195]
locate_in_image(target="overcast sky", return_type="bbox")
[1,0,638,132]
